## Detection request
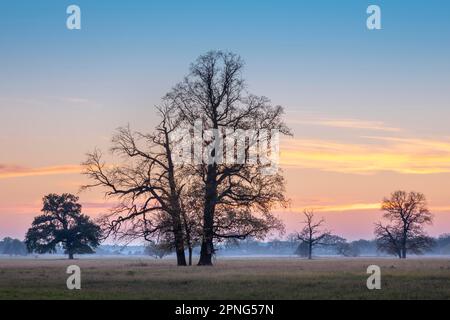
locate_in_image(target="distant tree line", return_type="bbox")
[6,233,450,258]
[20,189,447,260]
[218,234,450,258]
[0,237,27,256]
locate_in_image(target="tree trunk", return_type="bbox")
[308,242,312,260]
[164,133,187,267]
[175,246,187,266]
[198,240,213,265]
[68,252,74,260]
[198,166,217,266]
[173,216,187,266]
[198,204,215,265]
[401,229,407,259]
[188,247,193,266]
[182,210,193,266]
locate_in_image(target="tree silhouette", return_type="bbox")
[25,194,101,259]
[165,51,291,265]
[375,191,434,259]
[295,209,332,259]
[83,105,191,266]
[83,51,290,266]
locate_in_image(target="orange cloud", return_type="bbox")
[281,203,379,213]
[280,136,450,174]
[285,202,450,213]
[0,164,82,179]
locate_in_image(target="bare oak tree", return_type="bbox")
[83,51,290,266]
[82,105,189,266]
[165,51,291,265]
[295,209,331,259]
[375,191,434,259]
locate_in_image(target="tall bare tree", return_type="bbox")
[165,51,290,265]
[82,105,189,266]
[295,209,331,260]
[375,191,434,259]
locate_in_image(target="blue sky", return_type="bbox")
[1,0,450,125]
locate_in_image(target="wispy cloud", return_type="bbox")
[285,202,450,213]
[0,164,82,179]
[280,136,450,174]
[364,136,450,152]
[287,203,380,213]
[0,201,115,217]
[54,96,101,108]
[290,117,401,132]
[0,96,101,108]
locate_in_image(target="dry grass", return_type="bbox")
[0,257,449,299]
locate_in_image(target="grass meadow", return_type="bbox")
[0,257,449,300]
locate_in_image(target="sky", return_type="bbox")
[1,0,450,241]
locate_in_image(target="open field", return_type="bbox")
[0,257,450,299]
